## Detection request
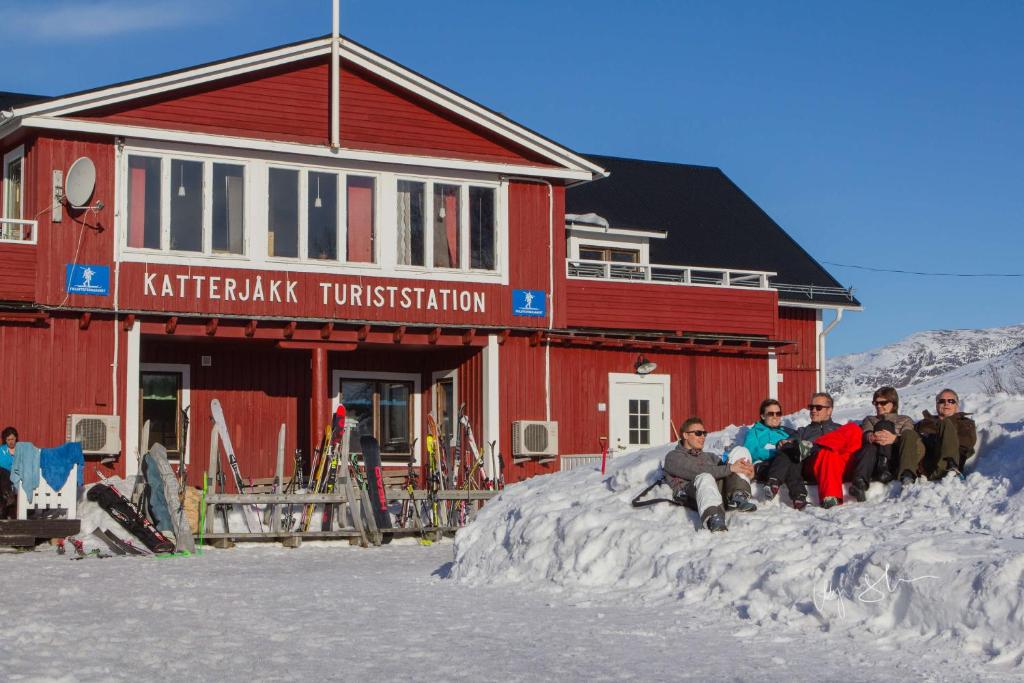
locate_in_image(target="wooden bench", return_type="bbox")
[0,519,81,548]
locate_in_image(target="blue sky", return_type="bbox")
[3,1,1021,356]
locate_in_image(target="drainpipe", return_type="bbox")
[817,308,844,392]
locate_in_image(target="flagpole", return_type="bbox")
[330,0,340,150]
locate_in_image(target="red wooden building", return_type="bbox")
[0,35,860,486]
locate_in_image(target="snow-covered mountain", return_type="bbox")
[827,323,1024,398]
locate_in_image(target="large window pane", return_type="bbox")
[141,372,181,455]
[212,163,245,254]
[268,168,299,258]
[347,176,375,263]
[127,156,161,249]
[307,171,338,260]
[341,380,375,454]
[433,184,460,268]
[380,382,411,455]
[469,186,495,270]
[169,159,203,252]
[396,180,425,266]
[4,156,23,219]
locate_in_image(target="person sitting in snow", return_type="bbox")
[847,386,915,501]
[767,392,863,509]
[662,417,757,533]
[731,398,794,484]
[896,388,977,485]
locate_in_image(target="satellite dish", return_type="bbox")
[634,355,658,376]
[65,157,97,208]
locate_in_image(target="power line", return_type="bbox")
[822,261,1024,278]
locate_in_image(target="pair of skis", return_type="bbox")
[210,398,264,534]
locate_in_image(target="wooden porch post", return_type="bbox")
[311,347,329,454]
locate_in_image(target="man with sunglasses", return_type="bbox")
[769,392,862,509]
[848,386,915,501]
[896,388,977,485]
[663,417,757,533]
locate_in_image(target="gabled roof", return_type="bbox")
[565,155,860,307]
[1,35,604,181]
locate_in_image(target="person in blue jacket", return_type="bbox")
[1,426,18,517]
[727,398,793,493]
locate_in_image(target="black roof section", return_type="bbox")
[565,155,860,307]
[0,91,48,110]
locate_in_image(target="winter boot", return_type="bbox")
[899,471,917,487]
[702,506,728,533]
[763,478,781,501]
[727,491,757,513]
[821,496,840,509]
[875,455,892,484]
[849,478,868,503]
[792,494,808,511]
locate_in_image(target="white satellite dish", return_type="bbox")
[65,157,97,208]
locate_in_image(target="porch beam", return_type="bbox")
[78,312,92,330]
[165,316,178,334]
[206,318,219,336]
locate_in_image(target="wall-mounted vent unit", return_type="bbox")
[66,414,121,456]
[511,420,558,458]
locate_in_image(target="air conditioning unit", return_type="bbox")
[66,414,122,456]
[511,420,558,457]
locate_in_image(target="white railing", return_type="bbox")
[566,258,775,290]
[770,281,856,301]
[0,218,38,245]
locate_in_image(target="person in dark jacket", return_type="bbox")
[662,417,756,532]
[848,386,916,501]
[897,388,977,484]
[1,426,19,518]
[766,393,841,510]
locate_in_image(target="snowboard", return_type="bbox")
[87,483,175,553]
[146,443,197,553]
[360,435,394,533]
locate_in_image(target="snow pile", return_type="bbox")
[827,323,1024,396]
[451,392,1024,667]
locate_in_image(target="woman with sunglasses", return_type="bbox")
[737,398,793,483]
[847,386,915,501]
[895,388,977,485]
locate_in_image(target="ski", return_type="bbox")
[101,528,151,556]
[87,481,176,553]
[210,398,263,533]
[91,528,128,555]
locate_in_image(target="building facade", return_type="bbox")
[0,36,859,486]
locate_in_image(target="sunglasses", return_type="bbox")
[937,398,958,405]
[763,411,782,417]
[685,430,708,437]
[808,404,832,412]
[872,400,892,406]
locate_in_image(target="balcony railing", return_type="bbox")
[0,218,38,245]
[770,281,857,301]
[566,258,775,290]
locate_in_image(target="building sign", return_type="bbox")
[141,272,487,313]
[65,264,110,296]
[512,289,546,317]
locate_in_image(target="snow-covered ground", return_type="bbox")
[5,327,1024,681]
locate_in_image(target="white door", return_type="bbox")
[608,374,670,455]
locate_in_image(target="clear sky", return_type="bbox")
[3,1,1021,356]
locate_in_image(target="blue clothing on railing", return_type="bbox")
[11,441,41,503]
[40,442,85,490]
[742,421,794,463]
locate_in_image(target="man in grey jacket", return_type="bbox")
[662,417,757,532]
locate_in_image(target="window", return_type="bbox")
[169,159,203,252]
[628,398,651,446]
[432,372,457,445]
[347,176,376,263]
[127,156,161,249]
[212,163,245,254]
[397,180,425,266]
[308,171,338,260]
[433,184,460,268]
[2,146,27,242]
[579,245,640,263]
[340,377,415,458]
[469,186,495,270]
[268,167,299,258]
[140,370,189,463]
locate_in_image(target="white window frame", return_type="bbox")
[431,368,459,447]
[117,141,509,285]
[2,145,25,219]
[139,362,192,466]
[332,369,422,465]
[567,230,650,264]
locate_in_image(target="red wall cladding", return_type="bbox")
[564,279,779,337]
[0,315,126,484]
[78,58,551,166]
[0,244,36,301]
[776,306,819,410]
